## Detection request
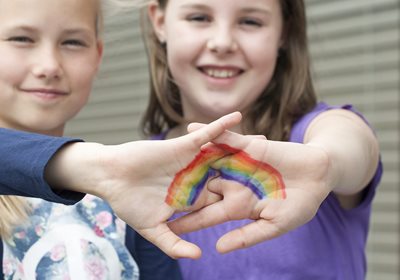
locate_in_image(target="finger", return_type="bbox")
[169,201,231,235]
[189,183,223,211]
[211,130,253,152]
[246,135,267,140]
[199,135,266,153]
[216,219,283,254]
[187,122,204,133]
[140,224,202,259]
[187,112,242,146]
[211,130,271,163]
[188,121,265,140]
[189,123,266,142]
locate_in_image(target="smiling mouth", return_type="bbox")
[22,88,68,95]
[199,67,243,79]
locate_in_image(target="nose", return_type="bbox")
[207,24,238,54]
[32,45,63,81]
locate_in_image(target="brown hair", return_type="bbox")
[140,0,317,141]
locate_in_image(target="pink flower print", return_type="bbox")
[95,211,112,229]
[50,244,66,261]
[35,225,44,236]
[3,259,13,276]
[17,263,24,276]
[85,258,107,280]
[13,231,26,239]
[94,225,105,237]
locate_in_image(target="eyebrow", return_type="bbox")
[63,28,95,37]
[179,3,271,16]
[179,4,210,11]
[241,7,272,16]
[5,25,94,37]
[4,25,36,33]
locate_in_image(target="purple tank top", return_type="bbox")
[174,103,383,280]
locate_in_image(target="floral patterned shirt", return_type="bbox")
[2,195,139,280]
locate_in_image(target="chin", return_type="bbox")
[22,121,64,136]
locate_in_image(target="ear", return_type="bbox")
[94,40,104,72]
[147,2,167,44]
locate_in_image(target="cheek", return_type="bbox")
[250,41,279,76]
[0,72,20,89]
[166,24,203,62]
[70,62,98,90]
[66,90,90,121]
[68,50,100,83]
[67,65,96,111]
[244,42,280,100]
[0,55,26,86]
[167,39,196,82]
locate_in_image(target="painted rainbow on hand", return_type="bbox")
[165,144,286,209]
[213,144,286,200]
[165,146,225,209]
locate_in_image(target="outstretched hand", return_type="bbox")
[169,130,332,254]
[93,112,242,259]
[46,112,242,259]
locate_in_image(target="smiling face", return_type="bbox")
[0,0,102,136]
[149,0,283,124]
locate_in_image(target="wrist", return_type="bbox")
[45,142,106,197]
[305,142,338,194]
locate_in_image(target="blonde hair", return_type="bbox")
[140,0,317,141]
[0,0,114,239]
[0,197,31,239]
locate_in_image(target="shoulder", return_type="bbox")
[290,103,371,143]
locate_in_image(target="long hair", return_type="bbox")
[0,0,106,239]
[140,0,183,136]
[140,0,317,141]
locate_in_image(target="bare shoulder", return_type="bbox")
[304,108,375,143]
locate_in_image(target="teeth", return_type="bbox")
[205,69,235,78]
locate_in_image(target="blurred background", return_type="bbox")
[65,1,400,279]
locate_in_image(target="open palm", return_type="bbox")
[169,131,332,253]
[97,112,241,259]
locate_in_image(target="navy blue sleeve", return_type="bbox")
[0,128,85,204]
[0,240,3,279]
[125,226,182,280]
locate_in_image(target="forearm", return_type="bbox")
[304,109,380,195]
[0,128,83,204]
[44,140,159,203]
